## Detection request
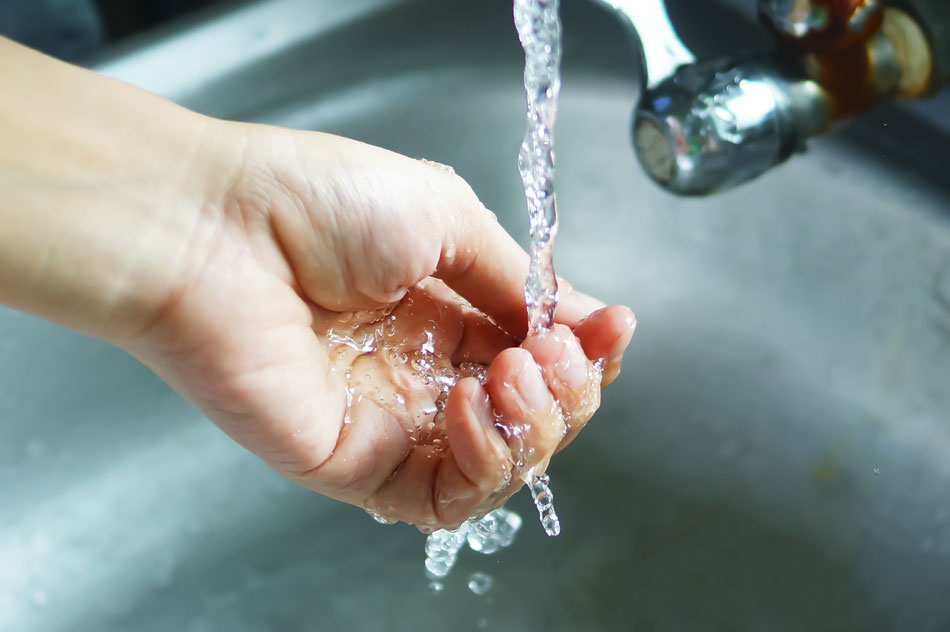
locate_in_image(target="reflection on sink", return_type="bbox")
[2,0,950,630]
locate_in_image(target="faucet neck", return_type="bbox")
[591,0,694,88]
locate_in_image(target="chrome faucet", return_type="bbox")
[595,0,949,196]
[592,0,694,89]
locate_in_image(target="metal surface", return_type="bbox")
[631,22,907,196]
[634,55,830,195]
[3,0,950,630]
[592,0,694,88]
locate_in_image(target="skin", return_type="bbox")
[0,37,636,531]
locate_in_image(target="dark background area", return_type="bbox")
[94,0,222,41]
[0,0,223,61]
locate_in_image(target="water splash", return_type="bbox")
[424,527,467,579]
[424,508,522,580]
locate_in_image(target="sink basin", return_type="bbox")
[3,0,950,629]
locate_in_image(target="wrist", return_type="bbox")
[0,37,241,347]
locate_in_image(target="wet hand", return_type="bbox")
[126,124,635,530]
[309,279,634,530]
[0,38,635,529]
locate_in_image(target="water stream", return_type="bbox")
[516,0,562,337]
[422,0,565,584]
[515,0,564,539]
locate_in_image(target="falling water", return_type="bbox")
[516,0,561,335]
[514,0,563,538]
[421,0,567,583]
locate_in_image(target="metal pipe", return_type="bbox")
[590,0,694,89]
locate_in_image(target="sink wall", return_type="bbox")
[2,1,950,630]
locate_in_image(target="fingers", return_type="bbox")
[521,324,601,451]
[375,345,567,530]
[519,307,635,450]
[436,378,513,526]
[484,347,565,476]
[364,443,444,530]
[294,392,415,504]
[371,348,567,530]
[571,305,636,387]
[365,378,512,530]
[364,308,635,529]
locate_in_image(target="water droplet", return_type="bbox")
[421,330,436,355]
[343,381,355,425]
[467,572,494,595]
[529,473,561,537]
[365,508,396,525]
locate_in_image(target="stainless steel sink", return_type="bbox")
[3,0,950,629]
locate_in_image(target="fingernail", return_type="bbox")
[516,357,550,411]
[612,308,638,360]
[622,308,637,333]
[557,337,589,388]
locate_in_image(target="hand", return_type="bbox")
[132,126,636,530]
[0,38,636,531]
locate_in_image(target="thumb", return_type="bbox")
[427,162,601,338]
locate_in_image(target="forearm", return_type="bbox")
[0,37,230,344]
